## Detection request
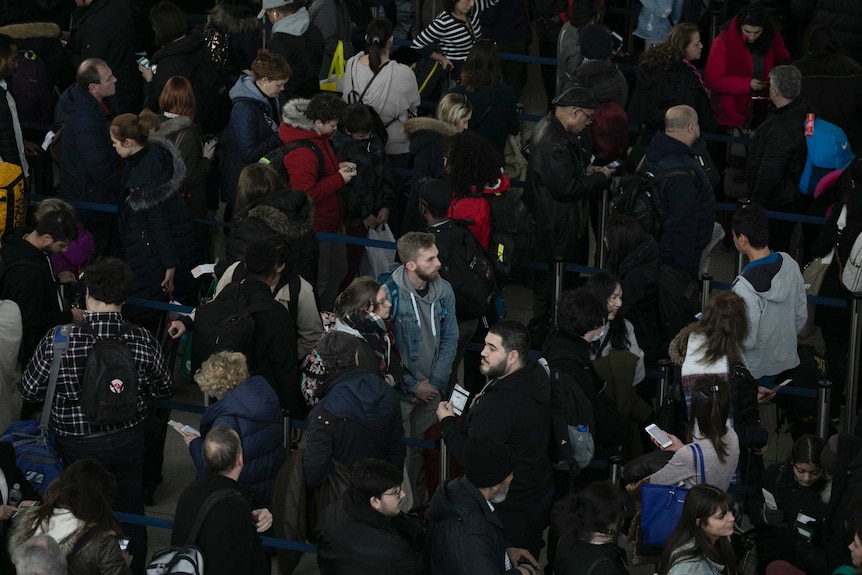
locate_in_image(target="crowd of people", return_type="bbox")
[1,0,862,574]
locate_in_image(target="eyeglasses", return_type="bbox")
[578,108,594,123]
[380,487,402,498]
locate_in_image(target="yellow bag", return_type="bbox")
[319,41,345,93]
[0,162,25,248]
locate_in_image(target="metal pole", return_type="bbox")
[551,257,565,328]
[439,439,449,485]
[609,446,622,487]
[658,359,672,407]
[283,409,292,453]
[736,199,751,276]
[700,273,713,313]
[816,380,831,440]
[845,295,862,434]
[598,187,609,269]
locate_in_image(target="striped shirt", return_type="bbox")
[411,0,499,62]
[21,312,173,437]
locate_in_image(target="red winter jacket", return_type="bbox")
[705,18,790,128]
[447,174,511,249]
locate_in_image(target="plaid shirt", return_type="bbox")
[20,311,173,437]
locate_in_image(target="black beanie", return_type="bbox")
[463,436,515,488]
[579,24,613,60]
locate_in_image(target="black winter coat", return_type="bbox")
[792,0,862,66]
[425,476,522,575]
[643,131,715,281]
[450,83,521,154]
[542,331,635,448]
[58,84,122,224]
[794,54,862,151]
[746,98,809,209]
[207,2,260,81]
[331,128,395,222]
[401,117,459,234]
[118,142,200,321]
[268,27,325,101]
[571,59,628,108]
[69,0,141,114]
[628,60,713,138]
[526,112,607,263]
[554,537,629,575]
[302,368,405,488]
[146,31,212,127]
[316,489,423,575]
[440,359,553,511]
[614,235,661,363]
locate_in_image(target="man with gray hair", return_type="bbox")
[745,64,809,252]
[11,535,66,575]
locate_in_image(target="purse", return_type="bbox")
[639,443,705,547]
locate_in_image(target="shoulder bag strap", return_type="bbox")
[187,488,243,545]
[40,325,71,433]
[356,60,391,105]
[690,443,706,485]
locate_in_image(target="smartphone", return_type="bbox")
[450,384,470,416]
[645,424,673,449]
[136,56,150,69]
[605,159,622,169]
[119,539,129,551]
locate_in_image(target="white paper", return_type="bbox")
[192,263,215,278]
[168,420,200,436]
[762,488,778,510]
[41,131,55,151]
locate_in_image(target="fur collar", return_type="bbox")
[248,204,314,239]
[402,117,459,139]
[152,114,194,141]
[668,323,697,366]
[207,3,260,34]
[0,22,61,39]
[125,141,187,212]
[281,98,316,131]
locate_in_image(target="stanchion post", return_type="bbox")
[816,380,832,440]
[736,199,751,276]
[282,409,292,453]
[609,446,622,487]
[598,187,609,269]
[845,295,862,434]
[439,439,449,485]
[700,273,713,313]
[552,257,565,328]
[658,359,672,407]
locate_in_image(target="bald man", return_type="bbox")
[643,104,716,280]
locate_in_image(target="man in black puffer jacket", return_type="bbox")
[792,0,862,66]
[643,104,715,281]
[745,65,809,253]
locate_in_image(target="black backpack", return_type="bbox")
[482,190,535,283]
[609,166,697,237]
[541,358,595,473]
[190,281,273,374]
[433,220,498,320]
[656,263,699,342]
[80,322,140,426]
[260,140,325,184]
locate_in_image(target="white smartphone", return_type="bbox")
[776,378,792,388]
[605,159,622,169]
[645,424,673,449]
[450,384,470,416]
[136,56,150,69]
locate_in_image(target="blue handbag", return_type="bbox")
[640,443,706,547]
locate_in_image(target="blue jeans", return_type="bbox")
[58,426,147,575]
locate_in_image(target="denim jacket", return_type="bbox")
[381,266,458,394]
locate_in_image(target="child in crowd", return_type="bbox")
[331,104,395,289]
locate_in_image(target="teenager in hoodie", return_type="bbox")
[381,232,458,510]
[261,0,324,101]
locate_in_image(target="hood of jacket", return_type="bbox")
[208,2,259,34]
[489,357,551,406]
[59,82,111,119]
[734,252,799,303]
[317,367,396,427]
[0,226,47,267]
[0,21,61,39]
[280,98,317,132]
[8,507,91,555]
[241,190,315,239]
[574,59,625,102]
[542,329,592,369]
[390,264,447,309]
[229,73,269,104]
[151,30,205,65]
[617,235,659,277]
[402,116,458,140]
[151,114,194,142]
[271,6,310,37]
[427,476,502,527]
[205,375,282,425]
[124,141,187,212]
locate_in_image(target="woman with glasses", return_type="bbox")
[753,434,832,574]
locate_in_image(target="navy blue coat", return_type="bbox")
[118,141,201,321]
[302,368,405,488]
[189,375,287,508]
[58,84,122,224]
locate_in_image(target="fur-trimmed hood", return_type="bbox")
[151,114,194,142]
[280,98,316,131]
[207,2,259,35]
[0,21,60,39]
[245,191,315,239]
[668,322,697,366]
[123,140,187,212]
[8,506,90,555]
[401,116,459,139]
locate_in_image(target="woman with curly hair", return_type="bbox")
[8,459,133,575]
[444,129,509,249]
[628,22,714,141]
[450,40,520,154]
[658,484,737,575]
[186,351,286,508]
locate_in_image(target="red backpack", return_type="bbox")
[591,101,629,163]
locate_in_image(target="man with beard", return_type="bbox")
[381,231,458,510]
[425,436,538,575]
[436,321,553,560]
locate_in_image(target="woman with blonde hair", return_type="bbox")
[185,351,286,508]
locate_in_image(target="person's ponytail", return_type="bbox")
[365,18,393,74]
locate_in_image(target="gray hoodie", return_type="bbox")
[732,251,807,379]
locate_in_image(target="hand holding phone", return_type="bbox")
[645,424,673,449]
[136,56,150,69]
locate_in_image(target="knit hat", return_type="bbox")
[419,178,452,218]
[579,25,613,60]
[551,84,599,109]
[463,436,515,488]
[316,331,360,374]
[258,0,295,19]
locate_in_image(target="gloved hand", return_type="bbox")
[762,505,785,525]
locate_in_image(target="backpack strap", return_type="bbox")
[283,139,325,182]
[286,273,301,325]
[41,325,71,433]
[186,488,244,545]
[354,60,391,105]
[67,526,101,560]
[585,556,613,575]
